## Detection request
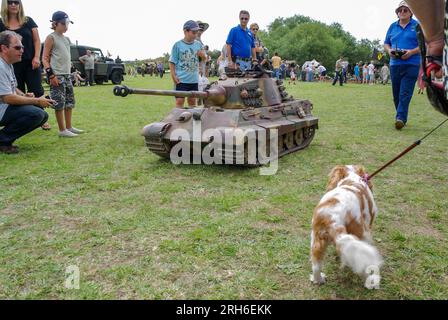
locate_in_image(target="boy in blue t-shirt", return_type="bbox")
[169,20,206,108]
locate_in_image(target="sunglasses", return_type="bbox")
[186,29,198,34]
[397,8,410,13]
[240,17,249,21]
[251,28,259,31]
[9,45,24,51]
[7,1,20,5]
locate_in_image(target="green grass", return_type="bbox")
[1,76,447,300]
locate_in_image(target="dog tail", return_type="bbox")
[335,234,383,277]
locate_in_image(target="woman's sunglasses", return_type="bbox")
[8,1,21,6]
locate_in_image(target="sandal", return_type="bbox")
[41,122,51,130]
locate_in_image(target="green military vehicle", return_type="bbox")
[71,45,125,85]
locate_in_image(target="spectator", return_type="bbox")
[157,62,164,78]
[332,56,344,86]
[289,64,297,85]
[280,61,286,80]
[381,63,390,85]
[42,11,84,138]
[169,20,205,108]
[0,0,50,130]
[271,52,281,79]
[79,49,95,86]
[306,64,313,82]
[71,64,84,87]
[384,1,421,130]
[318,64,327,82]
[362,63,369,84]
[196,21,209,78]
[354,63,361,83]
[0,31,54,154]
[250,23,264,63]
[217,44,228,76]
[368,61,376,85]
[226,10,256,71]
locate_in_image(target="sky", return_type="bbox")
[22,0,402,61]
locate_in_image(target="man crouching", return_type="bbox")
[0,31,54,154]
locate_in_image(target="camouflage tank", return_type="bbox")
[113,66,319,165]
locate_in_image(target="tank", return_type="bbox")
[113,66,319,165]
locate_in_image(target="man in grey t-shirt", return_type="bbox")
[79,50,95,86]
[0,31,54,154]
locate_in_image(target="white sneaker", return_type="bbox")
[59,129,78,138]
[68,127,84,134]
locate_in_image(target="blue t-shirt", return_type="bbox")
[226,25,255,59]
[169,39,203,84]
[384,19,421,66]
[354,65,360,76]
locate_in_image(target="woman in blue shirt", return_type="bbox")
[384,1,421,130]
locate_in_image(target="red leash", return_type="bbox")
[367,118,448,181]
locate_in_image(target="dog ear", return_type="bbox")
[326,165,348,192]
[354,165,374,190]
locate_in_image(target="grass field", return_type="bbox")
[1,75,447,300]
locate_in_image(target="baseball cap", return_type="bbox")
[183,20,200,31]
[395,1,410,14]
[51,11,74,24]
[196,21,209,32]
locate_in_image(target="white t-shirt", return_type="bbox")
[0,57,17,122]
[368,64,375,75]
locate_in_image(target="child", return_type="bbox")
[42,11,83,137]
[289,67,297,85]
[169,20,206,108]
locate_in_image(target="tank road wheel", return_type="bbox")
[284,132,295,150]
[294,130,303,145]
[298,126,316,149]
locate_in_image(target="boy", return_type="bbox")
[169,20,206,108]
[42,11,83,137]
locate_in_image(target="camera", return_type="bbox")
[391,49,407,59]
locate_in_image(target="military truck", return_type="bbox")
[70,45,125,85]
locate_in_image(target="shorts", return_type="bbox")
[321,71,327,77]
[176,83,199,92]
[50,75,75,110]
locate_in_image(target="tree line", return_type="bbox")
[259,15,386,71]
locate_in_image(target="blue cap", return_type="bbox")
[51,11,74,24]
[183,20,199,31]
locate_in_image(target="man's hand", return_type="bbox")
[36,96,56,108]
[32,57,40,70]
[401,50,412,60]
[49,76,60,87]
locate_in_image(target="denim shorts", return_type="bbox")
[50,75,76,110]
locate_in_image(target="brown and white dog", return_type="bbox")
[310,165,383,289]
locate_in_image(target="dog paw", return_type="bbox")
[310,273,326,285]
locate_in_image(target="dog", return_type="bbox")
[310,165,383,289]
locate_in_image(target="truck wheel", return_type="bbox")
[111,70,122,84]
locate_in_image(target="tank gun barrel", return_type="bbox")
[113,85,226,106]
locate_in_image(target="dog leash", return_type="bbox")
[367,118,448,181]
